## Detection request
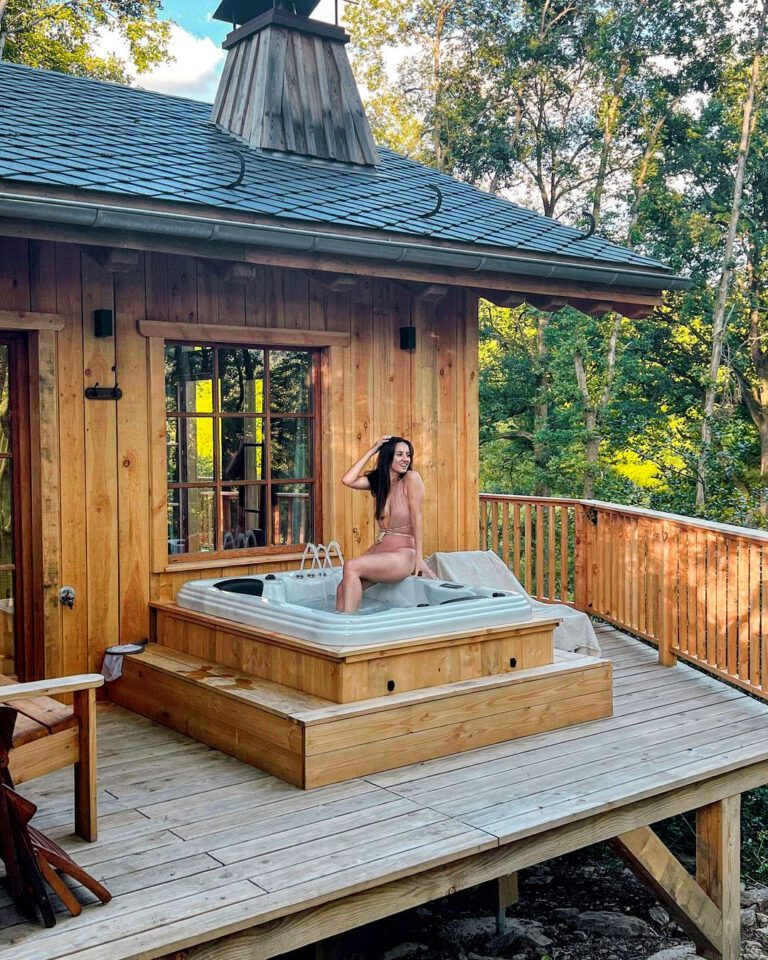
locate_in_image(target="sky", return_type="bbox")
[106,0,343,102]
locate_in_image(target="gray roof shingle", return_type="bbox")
[0,62,671,274]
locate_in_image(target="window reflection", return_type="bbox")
[269,351,312,413]
[272,484,313,546]
[222,485,266,550]
[165,344,317,556]
[221,418,265,482]
[168,487,216,554]
[165,345,213,414]
[219,348,264,413]
[167,418,215,484]
[270,419,312,479]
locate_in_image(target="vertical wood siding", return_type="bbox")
[0,240,479,674]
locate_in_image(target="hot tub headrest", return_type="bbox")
[213,578,264,597]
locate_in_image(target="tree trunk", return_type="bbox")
[592,60,629,229]
[533,313,551,496]
[574,314,621,500]
[431,4,449,172]
[696,0,768,509]
[0,0,8,60]
[627,108,673,245]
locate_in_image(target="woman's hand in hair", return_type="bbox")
[375,435,392,450]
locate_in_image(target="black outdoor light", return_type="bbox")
[400,326,416,351]
[93,308,113,338]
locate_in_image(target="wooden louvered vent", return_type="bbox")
[212,0,379,167]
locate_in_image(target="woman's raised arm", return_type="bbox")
[341,436,390,489]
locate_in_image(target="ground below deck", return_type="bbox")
[2,626,768,960]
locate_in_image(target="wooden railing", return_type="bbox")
[481,495,768,701]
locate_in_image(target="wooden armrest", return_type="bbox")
[0,675,104,703]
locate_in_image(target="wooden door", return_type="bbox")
[0,334,35,679]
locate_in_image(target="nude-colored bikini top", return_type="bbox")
[378,482,414,537]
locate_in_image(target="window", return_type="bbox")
[164,343,319,558]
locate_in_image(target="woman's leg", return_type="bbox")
[336,548,415,612]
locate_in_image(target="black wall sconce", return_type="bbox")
[400,326,416,351]
[93,308,113,338]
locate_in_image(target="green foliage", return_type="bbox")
[0,1,171,81]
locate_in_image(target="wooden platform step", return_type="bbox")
[110,644,613,789]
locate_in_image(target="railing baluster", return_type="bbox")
[501,502,510,569]
[536,503,544,599]
[749,542,760,689]
[738,540,750,681]
[726,537,738,676]
[560,506,569,603]
[548,504,556,600]
[524,504,532,594]
[490,498,499,556]
[513,502,521,581]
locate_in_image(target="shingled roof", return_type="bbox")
[0,62,680,287]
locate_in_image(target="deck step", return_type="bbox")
[110,643,613,789]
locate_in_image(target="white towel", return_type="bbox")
[426,550,601,657]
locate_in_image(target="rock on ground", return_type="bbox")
[575,910,655,938]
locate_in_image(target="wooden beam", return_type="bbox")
[0,309,65,331]
[697,797,741,960]
[477,290,528,308]
[526,294,570,311]
[303,271,359,293]
[610,826,723,957]
[85,246,140,273]
[395,281,450,303]
[138,320,351,348]
[0,219,665,305]
[568,299,615,317]
[210,262,262,285]
[496,872,519,933]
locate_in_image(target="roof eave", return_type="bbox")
[0,191,690,293]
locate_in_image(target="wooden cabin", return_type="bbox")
[0,0,683,686]
[6,5,762,960]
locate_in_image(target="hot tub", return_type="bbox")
[176,569,533,647]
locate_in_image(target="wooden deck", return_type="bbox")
[3,624,768,960]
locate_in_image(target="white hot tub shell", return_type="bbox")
[176,570,534,649]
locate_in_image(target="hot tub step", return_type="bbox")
[110,644,613,789]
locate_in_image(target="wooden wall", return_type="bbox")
[0,236,479,676]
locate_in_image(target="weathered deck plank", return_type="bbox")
[3,625,768,960]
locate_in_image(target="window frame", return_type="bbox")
[143,322,347,573]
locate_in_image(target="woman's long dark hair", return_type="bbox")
[365,437,414,522]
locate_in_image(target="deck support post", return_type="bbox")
[696,796,741,960]
[610,825,726,959]
[495,872,519,933]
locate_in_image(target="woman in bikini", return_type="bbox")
[335,435,437,613]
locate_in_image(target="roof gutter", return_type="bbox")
[0,193,690,292]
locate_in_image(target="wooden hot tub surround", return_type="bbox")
[108,600,613,788]
[148,601,558,703]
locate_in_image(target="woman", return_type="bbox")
[335,435,437,613]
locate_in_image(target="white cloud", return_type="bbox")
[139,24,224,101]
[96,23,225,102]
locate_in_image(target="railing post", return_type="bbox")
[574,504,590,613]
[659,520,677,667]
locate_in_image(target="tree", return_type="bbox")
[0,1,171,80]
[696,0,768,508]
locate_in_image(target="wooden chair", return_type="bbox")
[0,674,104,841]
[0,706,112,926]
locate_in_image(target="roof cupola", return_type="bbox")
[211,0,379,166]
